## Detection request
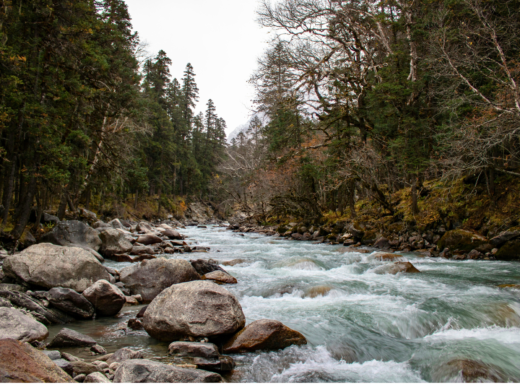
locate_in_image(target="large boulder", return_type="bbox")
[437,229,490,253]
[119,258,201,302]
[2,243,110,292]
[373,261,421,275]
[47,287,95,319]
[99,229,133,257]
[82,280,126,316]
[495,239,520,260]
[113,359,223,383]
[0,339,74,382]
[0,307,48,343]
[143,281,245,342]
[47,328,97,348]
[40,220,102,251]
[222,319,307,354]
[162,228,183,240]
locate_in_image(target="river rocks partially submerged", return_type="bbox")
[113,359,224,383]
[204,270,237,284]
[47,328,97,348]
[47,287,95,319]
[0,307,49,343]
[99,229,133,258]
[437,229,490,253]
[373,261,420,275]
[41,220,102,252]
[106,348,143,365]
[433,359,508,383]
[0,339,74,383]
[168,341,220,359]
[222,319,307,354]
[82,279,126,316]
[120,258,201,302]
[3,243,111,292]
[143,280,245,342]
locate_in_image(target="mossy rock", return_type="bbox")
[495,239,520,260]
[362,229,378,244]
[387,222,406,234]
[437,229,489,252]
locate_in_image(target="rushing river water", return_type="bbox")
[47,225,520,383]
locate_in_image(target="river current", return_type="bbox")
[47,225,520,382]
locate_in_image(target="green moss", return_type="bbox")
[437,229,489,252]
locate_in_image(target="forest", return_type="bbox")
[1,0,520,242]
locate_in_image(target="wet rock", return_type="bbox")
[374,237,391,250]
[82,279,126,316]
[125,296,139,305]
[113,359,224,383]
[120,258,201,302]
[53,358,74,376]
[435,359,508,383]
[223,319,307,353]
[373,261,420,275]
[204,270,237,284]
[437,229,490,253]
[495,238,520,260]
[84,372,110,383]
[40,220,102,251]
[130,245,155,256]
[3,243,111,293]
[193,356,235,373]
[221,259,248,266]
[337,247,371,254]
[128,318,144,330]
[136,305,148,318]
[47,287,95,319]
[467,249,482,260]
[490,227,520,247]
[498,284,520,290]
[70,361,102,376]
[162,228,183,240]
[369,252,403,261]
[47,328,97,348]
[43,350,61,360]
[0,307,48,343]
[168,341,220,359]
[91,344,107,355]
[61,352,82,362]
[189,259,225,275]
[0,339,74,382]
[106,348,143,365]
[111,254,134,262]
[136,234,162,245]
[99,229,133,257]
[304,286,332,298]
[143,280,245,342]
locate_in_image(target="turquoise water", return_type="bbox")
[48,225,520,382]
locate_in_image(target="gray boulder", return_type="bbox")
[120,258,201,302]
[99,229,132,257]
[3,243,111,292]
[109,219,124,230]
[137,222,153,234]
[0,307,49,343]
[82,280,126,316]
[106,348,143,365]
[113,359,223,383]
[47,328,97,348]
[373,261,421,275]
[162,228,182,240]
[136,234,162,245]
[130,245,155,256]
[143,280,245,342]
[84,372,111,383]
[47,287,95,319]
[168,341,219,358]
[40,220,102,251]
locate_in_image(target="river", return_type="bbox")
[47,225,520,382]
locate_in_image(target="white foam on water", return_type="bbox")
[424,325,520,345]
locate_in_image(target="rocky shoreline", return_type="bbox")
[0,213,309,383]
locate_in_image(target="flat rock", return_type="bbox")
[204,270,237,284]
[193,356,235,373]
[82,279,126,316]
[113,359,223,383]
[223,319,307,353]
[0,339,74,382]
[47,328,97,348]
[168,341,220,359]
[2,243,111,292]
[120,258,201,302]
[47,287,95,319]
[143,281,245,342]
[136,234,162,245]
[0,307,49,343]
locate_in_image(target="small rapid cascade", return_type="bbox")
[48,225,520,382]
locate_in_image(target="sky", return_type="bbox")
[124,0,273,136]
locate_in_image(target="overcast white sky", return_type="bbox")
[125,0,272,135]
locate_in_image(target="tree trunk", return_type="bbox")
[57,191,68,220]
[12,175,37,239]
[411,175,419,215]
[0,159,17,231]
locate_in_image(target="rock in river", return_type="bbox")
[0,307,49,343]
[106,348,143,365]
[99,229,133,257]
[40,220,102,251]
[168,341,220,358]
[120,258,201,302]
[82,279,126,316]
[47,287,95,319]
[0,339,74,383]
[113,359,223,383]
[373,261,420,275]
[2,243,111,293]
[222,319,307,354]
[143,280,245,342]
[437,229,491,253]
[204,270,237,284]
[47,328,97,348]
